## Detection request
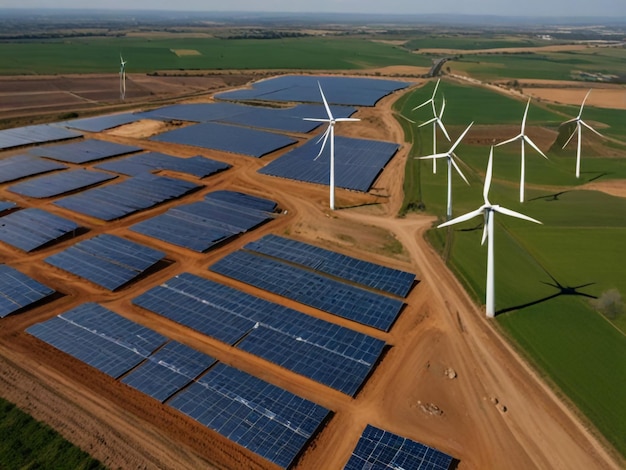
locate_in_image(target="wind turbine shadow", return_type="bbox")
[583,171,608,183]
[496,272,597,316]
[527,190,569,202]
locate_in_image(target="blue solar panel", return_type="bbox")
[134,272,386,395]
[130,190,276,252]
[31,139,142,164]
[94,152,230,178]
[259,135,399,192]
[168,363,330,469]
[209,251,403,331]
[26,303,167,378]
[45,234,165,291]
[151,122,297,158]
[0,155,67,184]
[138,102,245,122]
[121,341,217,402]
[216,75,410,107]
[344,425,454,470]
[0,208,80,252]
[54,173,201,221]
[0,124,80,151]
[245,235,415,297]
[0,201,17,213]
[8,169,116,198]
[63,113,142,132]
[0,265,54,318]
[205,190,278,213]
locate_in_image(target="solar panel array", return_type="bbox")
[0,124,80,151]
[168,363,330,469]
[0,201,16,213]
[8,169,116,198]
[151,122,297,158]
[133,272,386,396]
[0,208,80,252]
[138,102,245,122]
[28,302,330,468]
[0,155,67,184]
[216,75,410,107]
[121,341,216,402]
[344,425,454,470]
[0,265,54,318]
[26,303,167,378]
[64,113,142,132]
[54,173,201,221]
[245,235,415,297]
[95,152,230,178]
[31,139,142,164]
[259,136,399,192]
[210,250,404,331]
[130,190,276,252]
[45,234,165,291]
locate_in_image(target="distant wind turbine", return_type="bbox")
[413,79,449,174]
[495,98,548,203]
[418,122,472,220]
[119,54,127,101]
[303,82,360,211]
[438,147,542,318]
[561,89,604,178]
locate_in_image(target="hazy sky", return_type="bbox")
[2,0,626,17]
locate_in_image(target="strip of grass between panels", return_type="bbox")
[0,397,106,470]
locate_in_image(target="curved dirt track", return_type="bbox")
[0,78,624,470]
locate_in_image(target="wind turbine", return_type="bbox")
[303,82,360,211]
[438,147,542,318]
[418,122,472,220]
[413,79,449,174]
[119,54,127,101]
[495,98,548,203]
[560,89,604,178]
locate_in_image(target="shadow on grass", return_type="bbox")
[528,190,570,202]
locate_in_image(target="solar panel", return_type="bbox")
[259,135,399,192]
[121,341,217,402]
[0,265,54,318]
[344,425,454,470]
[151,122,297,158]
[0,124,80,151]
[26,303,167,378]
[63,113,142,132]
[0,208,80,252]
[8,169,116,198]
[31,139,142,164]
[215,75,410,107]
[134,272,386,395]
[45,234,165,291]
[94,152,230,178]
[54,173,201,221]
[244,234,415,297]
[0,201,17,213]
[167,363,330,469]
[209,251,404,331]
[0,155,67,184]
[138,102,245,122]
[130,190,276,252]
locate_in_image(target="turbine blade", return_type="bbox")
[523,135,548,159]
[314,126,331,160]
[562,127,578,149]
[448,122,473,153]
[336,118,361,122]
[484,146,494,204]
[450,156,469,185]
[439,96,446,118]
[317,82,334,120]
[303,118,329,123]
[495,134,522,147]
[579,89,592,116]
[417,152,448,160]
[561,117,578,125]
[436,119,451,142]
[396,113,416,124]
[438,207,485,228]
[432,78,440,99]
[495,206,542,224]
[521,98,531,134]
[481,212,489,245]
[412,100,431,111]
[580,120,604,138]
[418,117,437,128]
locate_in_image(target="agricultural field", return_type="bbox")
[394,79,626,456]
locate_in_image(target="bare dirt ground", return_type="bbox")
[0,74,624,470]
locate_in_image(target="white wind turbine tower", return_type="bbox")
[438,147,542,318]
[561,89,604,178]
[303,82,360,211]
[418,122,472,220]
[119,54,127,101]
[413,79,449,174]
[495,98,548,203]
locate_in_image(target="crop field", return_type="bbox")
[396,79,626,456]
[404,36,548,51]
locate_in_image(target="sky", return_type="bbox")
[1,0,626,17]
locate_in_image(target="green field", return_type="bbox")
[404,36,550,51]
[396,79,626,457]
[0,37,432,75]
[0,397,105,469]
